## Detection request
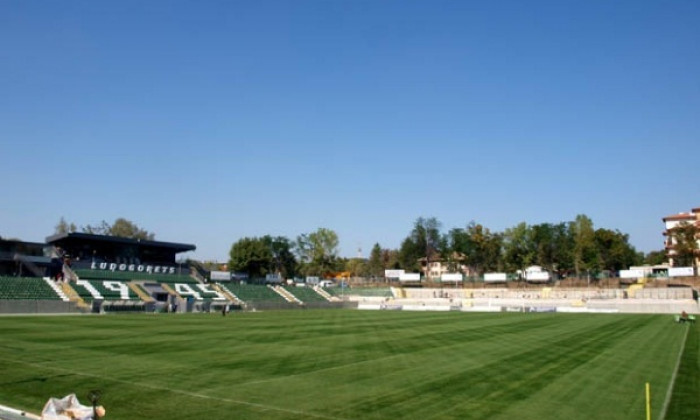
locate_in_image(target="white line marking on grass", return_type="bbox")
[659,324,690,420]
[1,357,348,420]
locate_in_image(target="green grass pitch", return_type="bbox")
[0,311,697,420]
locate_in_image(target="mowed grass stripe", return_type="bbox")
[318,314,669,420]
[489,314,684,420]
[0,358,345,420]
[0,311,687,420]
[664,321,700,420]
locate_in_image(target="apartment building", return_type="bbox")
[662,207,700,268]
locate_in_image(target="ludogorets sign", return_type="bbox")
[91,261,177,274]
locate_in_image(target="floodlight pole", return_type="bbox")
[585,270,592,304]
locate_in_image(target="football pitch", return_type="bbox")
[0,311,697,420]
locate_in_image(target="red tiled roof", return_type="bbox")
[663,207,700,222]
[663,213,695,222]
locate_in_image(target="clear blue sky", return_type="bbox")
[2,0,698,262]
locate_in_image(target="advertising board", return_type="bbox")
[210,271,231,281]
[669,267,694,277]
[525,271,550,281]
[399,273,421,282]
[441,273,463,282]
[385,270,405,279]
[620,269,645,279]
[484,273,507,282]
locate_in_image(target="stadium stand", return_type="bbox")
[274,286,301,304]
[0,277,62,300]
[282,285,328,303]
[65,280,149,313]
[328,287,393,298]
[170,283,228,301]
[128,283,155,302]
[68,279,140,302]
[208,283,240,303]
[221,284,288,304]
[74,268,197,284]
[312,286,337,301]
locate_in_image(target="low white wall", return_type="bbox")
[355,296,699,314]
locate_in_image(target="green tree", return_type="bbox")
[467,222,502,275]
[446,226,472,273]
[295,228,340,276]
[228,237,273,278]
[366,243,384,278]
[670,221,699,275]
[530,223,556,271]
[502,222,534,275]
[81,220,111,235]
[262,235,297,278]
[383,248,401,270]
[228,236,296,279]
[551,222,574,275]
[448,222,502,276]
[398,237,421,271]
[594,228,641,273]
[398,217,442,277]
[570,214,597,278]
[109,218,155,240]
[345,258,368,277]
[644,250,667,265]
[79,218,155,240]
[54,217,77,235]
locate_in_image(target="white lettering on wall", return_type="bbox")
[103,281,132,299]
[76,279,103,300]
[196,284,227,300]
[90,262,180,275]
[174,283,201,300]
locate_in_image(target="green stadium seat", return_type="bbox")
[327,287,392,298]
[283,286,327,303]
[0,277,62,300]
[219,284,287,304]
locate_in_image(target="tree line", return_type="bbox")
[393,215,642,279]
[228,228,341,279]
[54,217,155,240]
[228,214,677,280]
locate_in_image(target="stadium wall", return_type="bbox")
[0,300,80,314]
[245,301,355,311]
